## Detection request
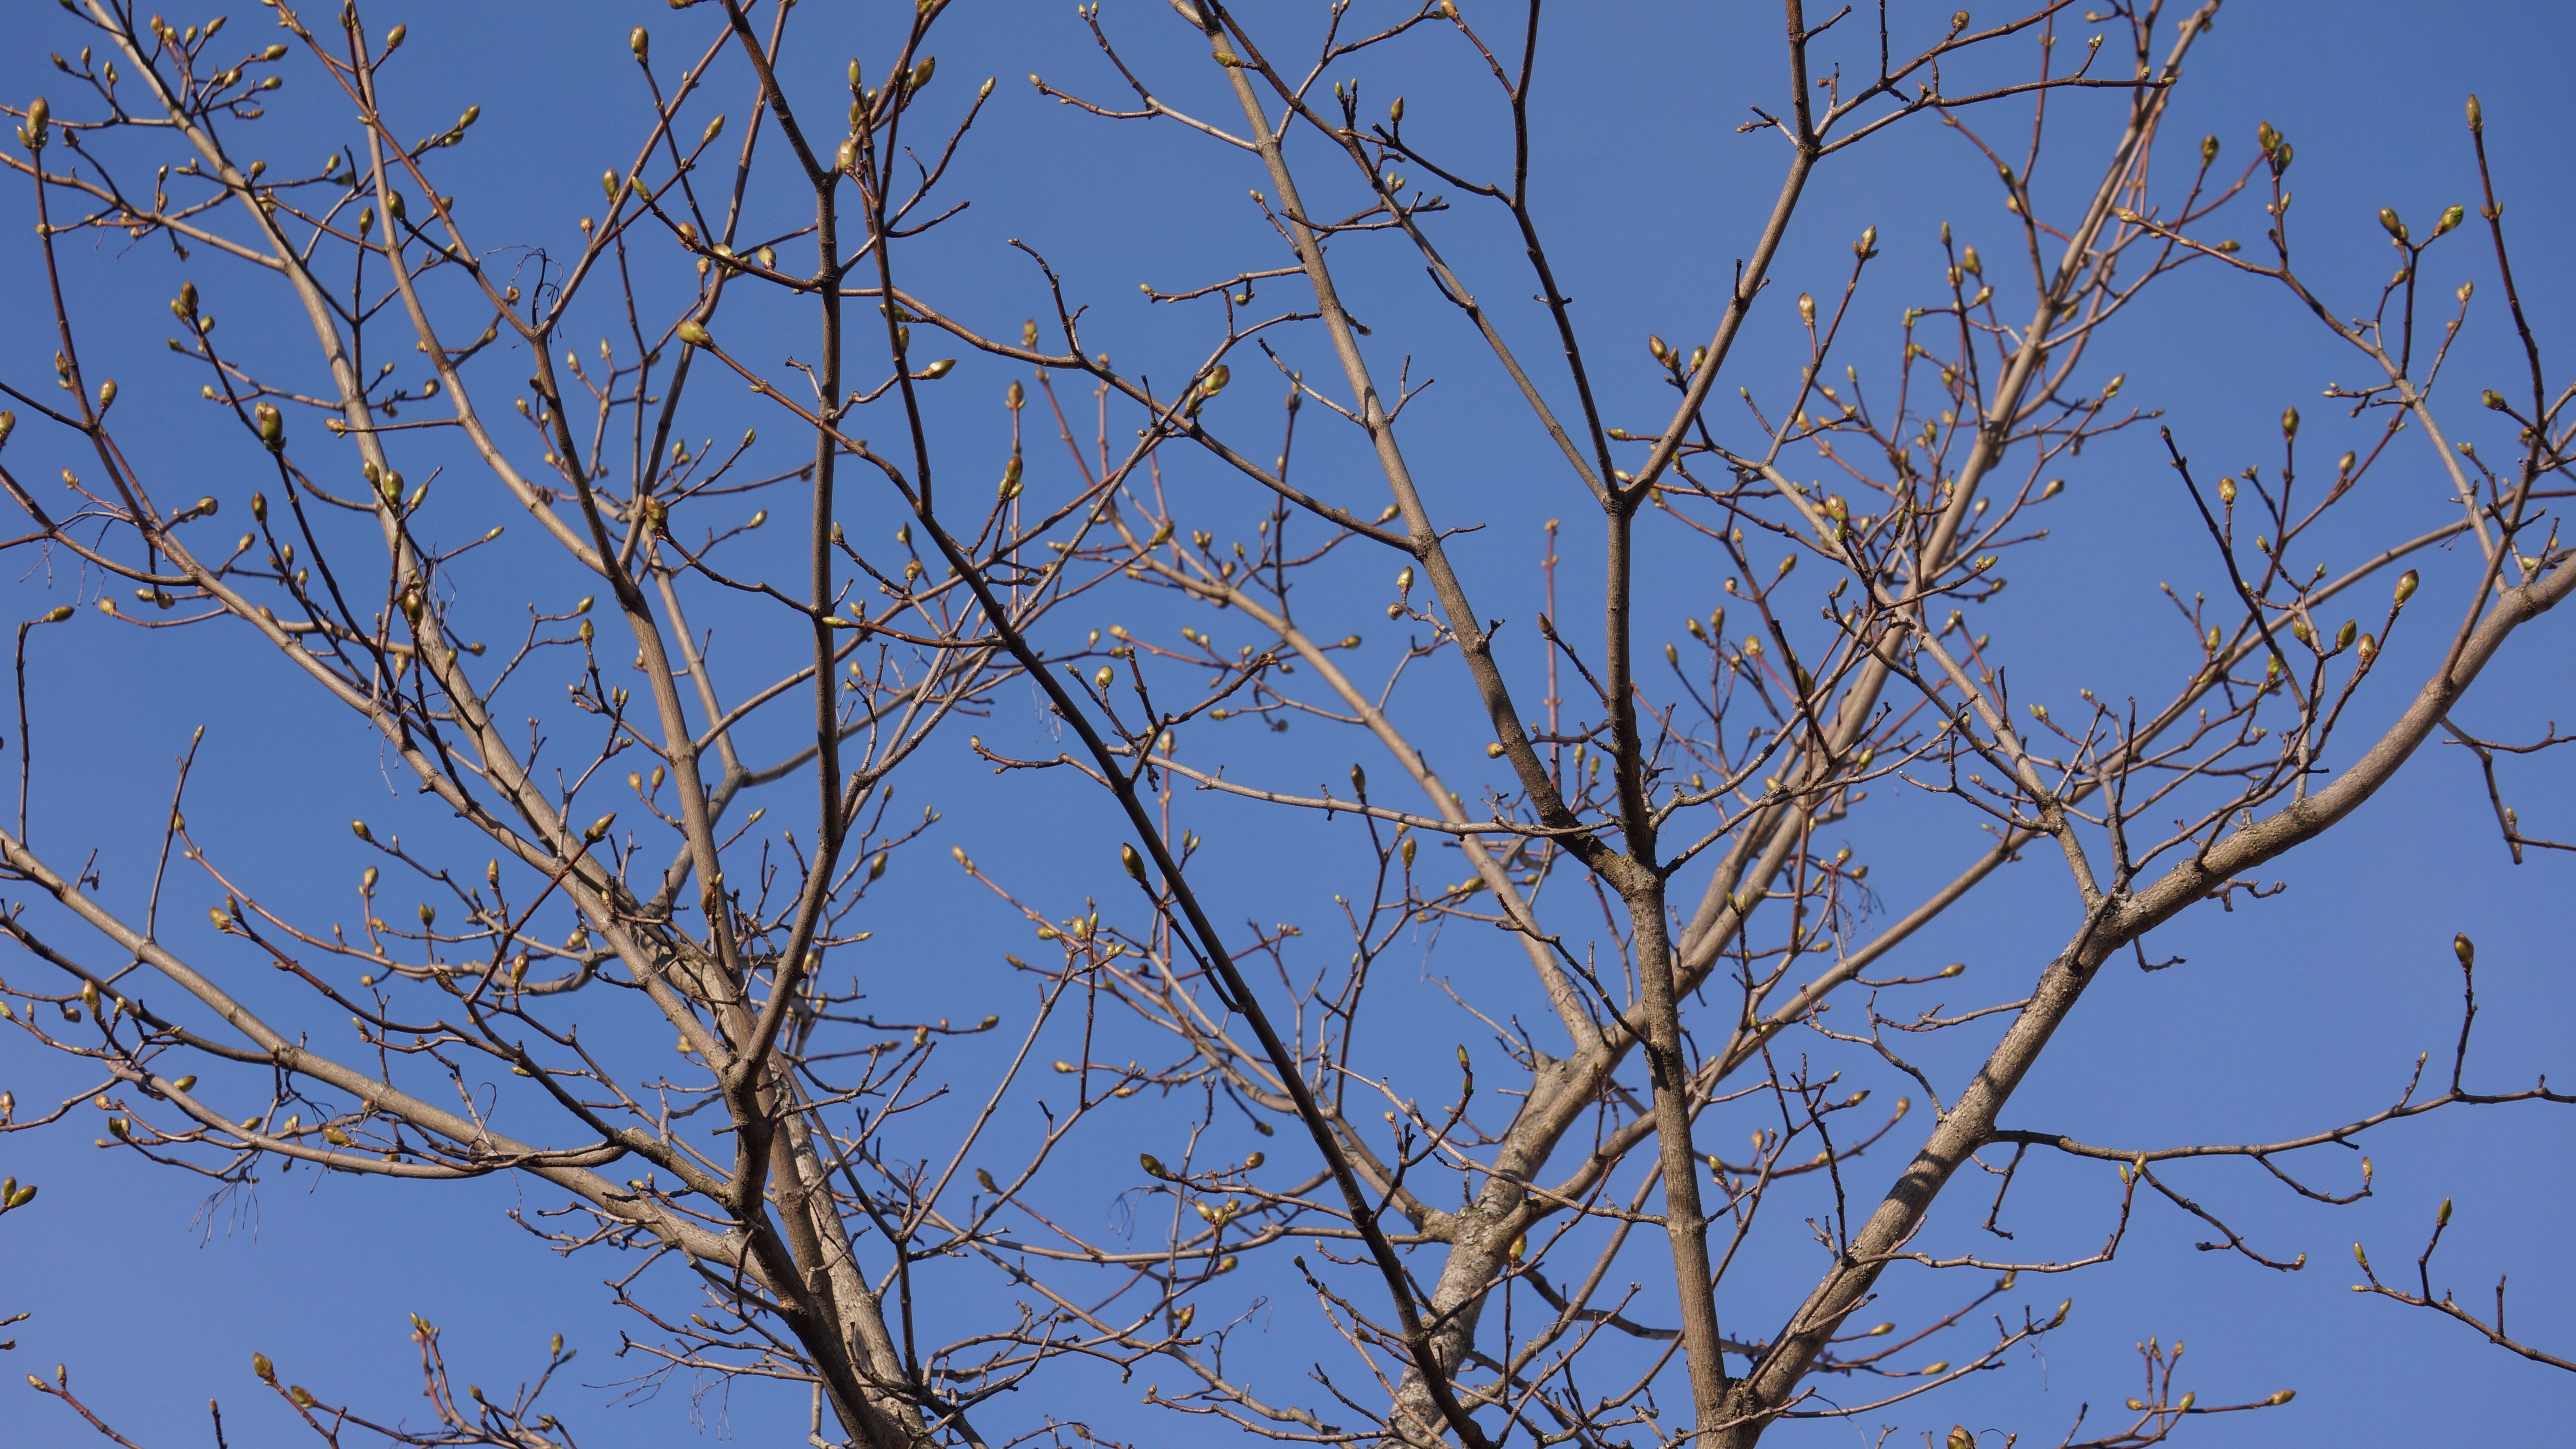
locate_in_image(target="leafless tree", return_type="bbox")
[2,2,2570,1447]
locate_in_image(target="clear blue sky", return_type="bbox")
[2,3,2570,1446]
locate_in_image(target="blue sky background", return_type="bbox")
[2,2,2571,1446]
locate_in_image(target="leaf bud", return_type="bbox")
[1121,842,1146,881]
[2438,1196,2453,1226]
[1139,1152,1166,1178]
[255,401,285,451]
[676,320,712,348]
[1646,334,1669,364]
[629,26,649,60]
[2453,932,2473,967]
[383,24,406,51]
[703,112,724,145]
[2394,569,2418,607]
[253,1352,276,1382]
[2466,94,2482,131]
[352,820,373,842]
[2202,133,2219,164]
[2434,204,2465,237]
[2482,388,2507,411]
[918,358,956,379]
[2378,207,2407,242]
[2280,406,2297,440]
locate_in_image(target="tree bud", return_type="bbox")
[630,26,649,59]
[2281,406,2298,439]
[2378,207,2406,242]
[2434,204,2465,237]
[2453,932,2473,967]
[383,24,406,51]
[2394,569,2418,606]
[352,820,373,842]
[676,320,711,347]
[255,401,284,451]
